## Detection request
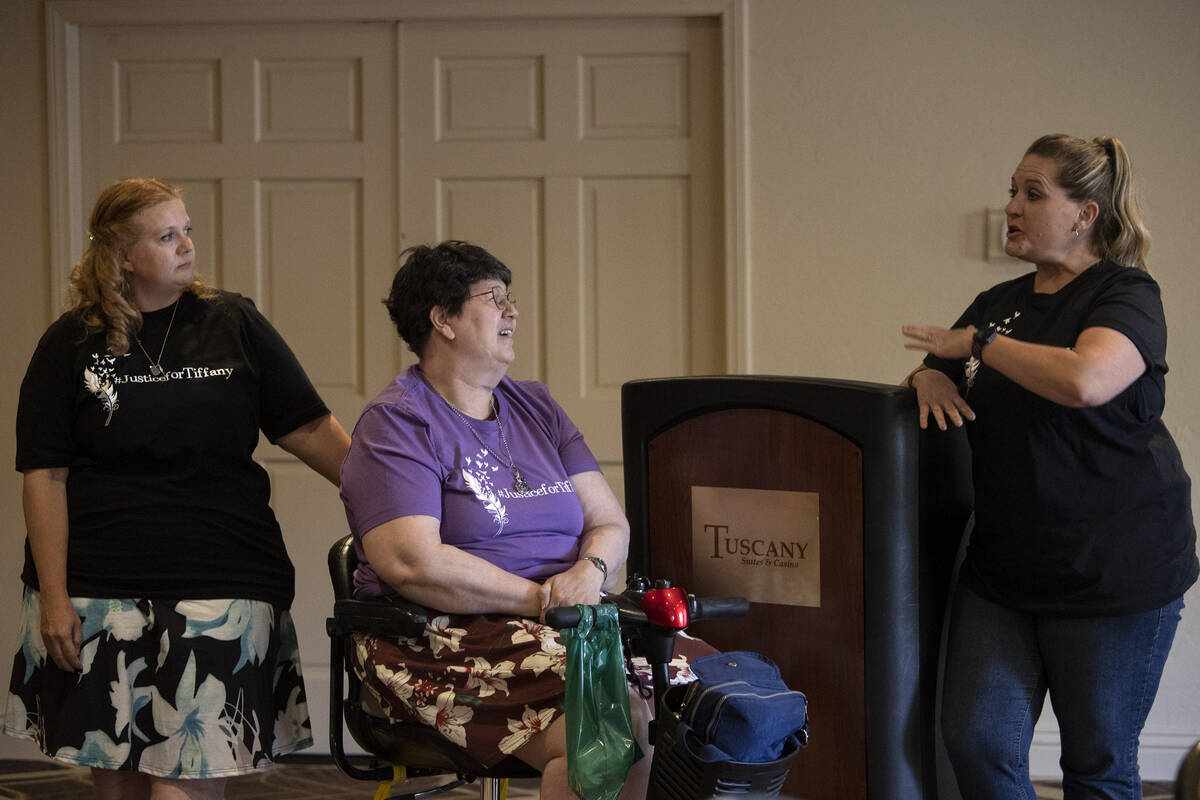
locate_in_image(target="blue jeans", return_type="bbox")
[941,583,1183,800]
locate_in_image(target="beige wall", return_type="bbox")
[1,0,52,762]
[2,0,1197,778]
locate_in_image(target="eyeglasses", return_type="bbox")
[470,287,516,311]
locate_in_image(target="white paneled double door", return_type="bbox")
[400,16,724,474]
[74,14,722,756]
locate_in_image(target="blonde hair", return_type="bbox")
[67,178,215,354]
[1025,134,1151,271]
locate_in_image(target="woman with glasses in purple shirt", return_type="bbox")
[339,241,710,800]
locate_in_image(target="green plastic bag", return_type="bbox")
[560,603,643,800]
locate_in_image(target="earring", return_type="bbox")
[1071,227,1079,237]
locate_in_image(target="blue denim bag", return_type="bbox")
[679,651,808,763]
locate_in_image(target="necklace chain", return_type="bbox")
[134,298,180,377]
[420,371,532,495]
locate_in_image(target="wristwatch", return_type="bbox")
[971,327,998,360]
[580,555,608,583]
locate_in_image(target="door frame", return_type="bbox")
[46,0,753,371]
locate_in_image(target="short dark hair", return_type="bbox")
[384,240,512,357]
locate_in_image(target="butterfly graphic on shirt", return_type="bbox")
[82,351,129,426]
[965,310,1021,395]
[461,449,509,536]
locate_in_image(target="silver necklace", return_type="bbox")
[134,298,180,377]
[421,371,532,495]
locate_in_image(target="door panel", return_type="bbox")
[257,179,363,393]
[440,177,546,379]
[402,17,724,463]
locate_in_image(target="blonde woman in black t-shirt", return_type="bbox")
[901,135,1197,800]
[4,178,350,800]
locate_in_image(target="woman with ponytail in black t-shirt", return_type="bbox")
[902,135,1197,800]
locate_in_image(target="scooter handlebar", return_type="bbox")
[544,605,583,629]
[546,593,748,630]
[690,595,751,621]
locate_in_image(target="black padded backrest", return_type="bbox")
[328,534,358,601]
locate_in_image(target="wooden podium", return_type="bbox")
[622,376,971,800]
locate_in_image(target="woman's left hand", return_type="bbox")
[539,561,605,621]
[902,324,975,360]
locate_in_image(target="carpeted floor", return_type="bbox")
[0,757,1177,799]
[0,758,534,800]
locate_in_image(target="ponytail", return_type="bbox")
[1025,134,1150,271]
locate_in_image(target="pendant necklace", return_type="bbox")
[134,297,180,377]
[420,370,532,495]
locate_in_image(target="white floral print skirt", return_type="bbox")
[351,608,713,768]
[3,588,312,779]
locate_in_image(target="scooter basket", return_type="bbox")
[647,709,800,799]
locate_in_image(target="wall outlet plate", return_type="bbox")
[985,208,1014,261]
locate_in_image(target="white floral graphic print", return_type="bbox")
[426,616,468,658]
[508,619,565,676]
[508,621,565,678]
[362,635,415,704]
[142,652,238,778]
[417,690,474,748]
[452,656,515,698]
[110,651,153,745]
[54,729,131,769]
[178,599,272,674]
[498,705,557,754]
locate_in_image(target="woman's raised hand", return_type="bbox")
[901,324,974,360]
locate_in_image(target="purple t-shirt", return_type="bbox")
[340,366,601,598]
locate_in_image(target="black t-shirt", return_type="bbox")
[15,290,329,607]
[926,261,1198,615]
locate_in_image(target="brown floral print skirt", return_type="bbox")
[350,612,714,767]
